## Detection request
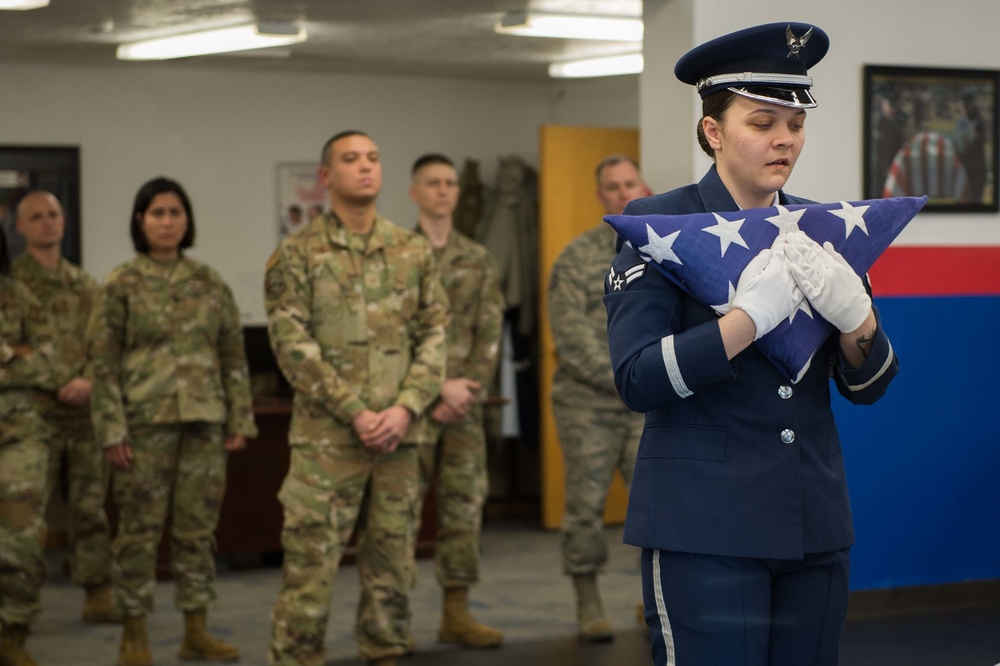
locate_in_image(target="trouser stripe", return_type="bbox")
[652,548,676,666]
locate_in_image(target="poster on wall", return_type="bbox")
[0,146,81,263]
[863,65,1000,212]
[276,162,327,238]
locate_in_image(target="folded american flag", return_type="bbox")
[605,196,927,381]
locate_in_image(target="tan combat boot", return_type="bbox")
[178,609,240,662]
[118,615,153,666]
[573,574,614,642]
[82,583,122,623]
[0,623,37,666]
[438,586,503,648]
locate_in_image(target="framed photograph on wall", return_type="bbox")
[863,65,999,212]
[0,145,81,262]
[276,162,327,239]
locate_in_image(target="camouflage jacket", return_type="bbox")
[88,254,258,448]
[11,252,97,419]
[0,275,58,397]
[422,228,504,387]
[264,213,449,446]
[547,224,624,409]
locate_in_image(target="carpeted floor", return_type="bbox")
[31,522,1000,665]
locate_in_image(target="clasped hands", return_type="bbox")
[732,231,871,340]
[430,378,481,425]
[352,405,413,454]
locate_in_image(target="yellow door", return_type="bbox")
[538,124,640,530]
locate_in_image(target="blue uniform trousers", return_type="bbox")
[642,547,850,666]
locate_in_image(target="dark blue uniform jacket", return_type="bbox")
[605,165,898,560]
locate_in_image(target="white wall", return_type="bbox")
[641,0,1000,246]
[1,62,638,322]
[549,74,640,128]
[640,0,697,194]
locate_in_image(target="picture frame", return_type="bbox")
[275,162,327,239]
[863,65,999,212]
[0,145,81,263]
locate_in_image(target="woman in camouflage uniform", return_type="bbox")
[88,178,257,666]
[0,226,56,666]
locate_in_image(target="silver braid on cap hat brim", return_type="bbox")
[696,72,813,92]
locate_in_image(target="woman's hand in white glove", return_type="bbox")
[784,231,871,333]
[731,241,803,341]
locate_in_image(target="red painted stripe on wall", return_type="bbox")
[870,246,1000,297]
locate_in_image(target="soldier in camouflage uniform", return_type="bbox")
[265,131,448,666]
[548,155,651,642]
[88,178,257,666]
[0,226,57,666]
[408,154,505,648]
[11,191,117,625]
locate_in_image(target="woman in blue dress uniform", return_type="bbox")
[604,22,899,666]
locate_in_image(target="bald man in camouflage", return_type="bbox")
[11,191,116,625]
[548,155,650,642]
[1,224,58,666]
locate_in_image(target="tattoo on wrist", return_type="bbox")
[855,330,876,359]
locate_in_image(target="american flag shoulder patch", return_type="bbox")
[608,263,646,291]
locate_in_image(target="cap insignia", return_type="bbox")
[785,26,812,59]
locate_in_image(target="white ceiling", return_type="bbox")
[0,0,643,81]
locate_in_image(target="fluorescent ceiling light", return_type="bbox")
[0,0,49,9]
[117,22,306,61]
[549,53,644,78]
[496,12,642,42]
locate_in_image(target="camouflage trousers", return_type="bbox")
[0,393,49,626]
[270,441,418,665]
[43,416,112,587]
[110,421,227,617]
[416,409,488,588]
[553,401,644,575]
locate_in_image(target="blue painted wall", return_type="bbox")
[835,295,1000,590]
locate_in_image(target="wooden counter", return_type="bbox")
[214,397,292,556]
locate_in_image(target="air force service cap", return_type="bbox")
[674,22,829,109]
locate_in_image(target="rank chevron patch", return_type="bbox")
[608,263,646,291]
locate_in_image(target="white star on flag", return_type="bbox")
[828,201,870,238]
[639,225,682,265]
[703,213,749,256]
[711,281,737,315]
[765,205,807,235]
[789,297,814,323]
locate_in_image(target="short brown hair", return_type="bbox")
[411,153,455,176]
[595,154,641,185]
[320,130,371,166]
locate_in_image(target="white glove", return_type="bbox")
[784,231,871,333]
[732,240,804,341]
